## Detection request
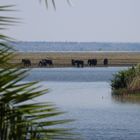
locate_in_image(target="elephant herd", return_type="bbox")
[22,58,108,67]
[72,58,108,67]
[22,59,53,67]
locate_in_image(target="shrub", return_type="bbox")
[111,66,136,90]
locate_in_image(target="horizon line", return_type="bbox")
[10,41,140,44]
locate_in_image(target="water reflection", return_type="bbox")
[112,94,140,104]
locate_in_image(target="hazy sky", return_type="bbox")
[2,0,140,42]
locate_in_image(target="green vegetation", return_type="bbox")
[0,4,75,140]
[111,64,140,95]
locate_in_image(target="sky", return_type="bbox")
[1,0,140,42]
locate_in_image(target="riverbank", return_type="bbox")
[11,52,140,68]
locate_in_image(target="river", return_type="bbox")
[24,67,140,140]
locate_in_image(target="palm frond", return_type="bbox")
[0,4,76,140]
[40,0,72,9]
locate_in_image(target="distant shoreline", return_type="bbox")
[11,42,140,52]
[11,52,140,68]
[14,51,140,53]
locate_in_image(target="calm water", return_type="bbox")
[11,42,140,52]
[24,67,140,140]
[24,67,128,82]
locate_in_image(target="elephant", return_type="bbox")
[103,58,108,66]
[22,59,31,67]
[38,59,53,67]
[88,59,97,66]
[71,59,84,67]
[71,59,76,66]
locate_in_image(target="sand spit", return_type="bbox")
[11,52,140,67]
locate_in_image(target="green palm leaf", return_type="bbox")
[0,4,76,140]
